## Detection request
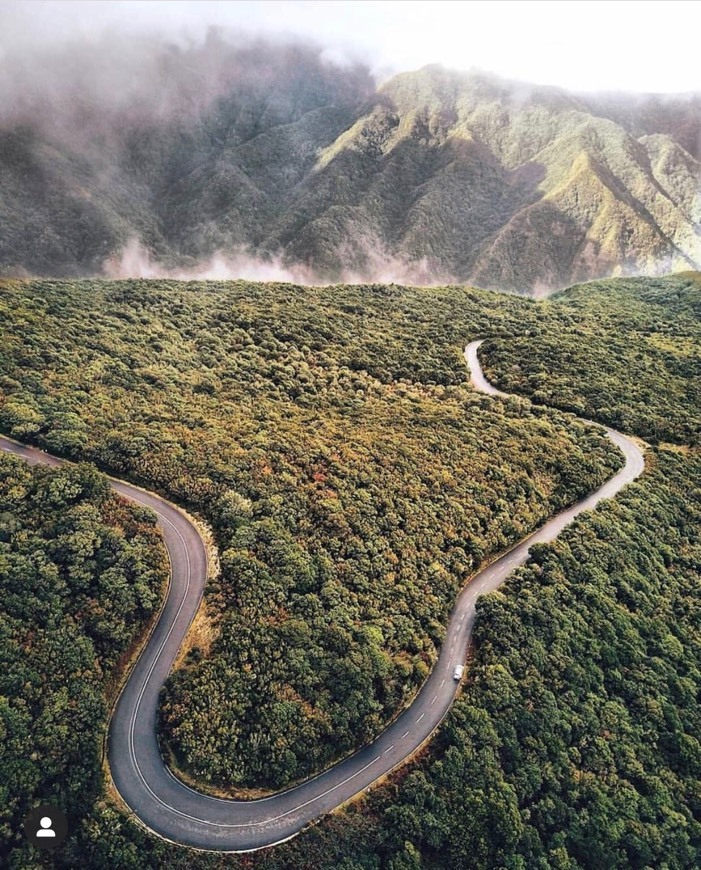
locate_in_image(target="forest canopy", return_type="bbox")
[1,273,699,868]
[0,277,620,790]
[481,275,701,445]
[0,455,167,865]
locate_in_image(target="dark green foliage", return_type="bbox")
[361,449,701,869]
[0,455,167,866]
[0,278,618,790]
[481,275,701,444]
[2,274,699,869]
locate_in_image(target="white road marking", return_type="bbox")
[384,745,394,754]
[431,695,437,706]
[4,339,646,848]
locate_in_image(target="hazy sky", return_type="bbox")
[2,0,699,94]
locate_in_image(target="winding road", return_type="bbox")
[0,339,645,852]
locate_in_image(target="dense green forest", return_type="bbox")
[0,455,167,867]
[0,278,619,792]
[40,421,701,870]
[481,275,701,445]
[2,274,699,868]
[246,448,700,870]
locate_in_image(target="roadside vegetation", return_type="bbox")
[0,278,619,793]
[0,456,167,866]
[481,274,701,445]
[2,273,699,868]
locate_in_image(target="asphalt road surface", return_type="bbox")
[1,339,645,851]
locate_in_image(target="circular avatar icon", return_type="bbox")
[23,803,68,850]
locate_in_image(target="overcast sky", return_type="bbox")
[2,0,699,94]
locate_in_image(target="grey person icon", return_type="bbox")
[23,803,68,849]
[37,816,56,837]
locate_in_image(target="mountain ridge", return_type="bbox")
[0,35,699,292]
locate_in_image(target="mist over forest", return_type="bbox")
[2,3,701,866]
[1,25,699,292]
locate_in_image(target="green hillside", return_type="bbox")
[0,457,167,865]
[1,34,699,291]
[481,274,701,444]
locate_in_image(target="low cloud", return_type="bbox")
[103,238,317,283]
[103,238,458,287]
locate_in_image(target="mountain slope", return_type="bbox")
[0,35,699,291]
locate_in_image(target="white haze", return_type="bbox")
[2,1,700,94]
[103,239,458,288]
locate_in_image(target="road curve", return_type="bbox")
[0,339,645,851]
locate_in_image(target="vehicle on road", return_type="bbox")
[0,339,644,851]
